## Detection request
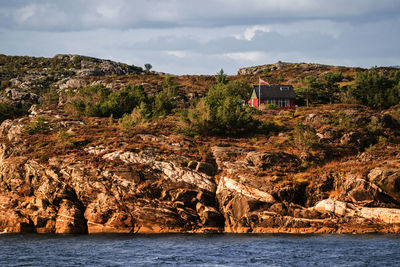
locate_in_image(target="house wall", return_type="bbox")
[248,98,259,107]
[248,98,295,109]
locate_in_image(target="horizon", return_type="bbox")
[0,0,399,75]
[2,53,398,76]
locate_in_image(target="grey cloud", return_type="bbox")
[1,0,400,31]
[0,1,399,74]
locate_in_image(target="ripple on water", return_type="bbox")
[0,234,400,266]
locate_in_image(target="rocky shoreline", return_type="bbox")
[0,111,400,234]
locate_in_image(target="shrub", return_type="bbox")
[65,84,148,118]
[265,103,280,110]
[350,69,400,110]
[119,104,150,137]
[296,76,323,106]
[179,80,260,136]
[294,122,319,150]
[23,117,49,134]
[216,69,227,84]
[0,79,10,90]
[144,64,152,72]
[152,75,178,117]
[0,102,29,123]
[321,72,343,104]
[40,88,59,107]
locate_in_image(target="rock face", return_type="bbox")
[0,121,224,233]
[237,62,329,75]
[1,118,400,234]
[54,54,140,77]
[4,88,39,107]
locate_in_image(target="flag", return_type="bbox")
[259,77,269,85]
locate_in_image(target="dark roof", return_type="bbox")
[252,85,296,99]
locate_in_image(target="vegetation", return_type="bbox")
[119,104,150,136]
[179,79,260,136]
[265,103,280,110]
[65,84,148,118]
[0,102,29,123]
[144,64,153,72]
[295,69,400,110]
[349,69,400,110]
[216,69,227,84]
[153,75,178,117]
[296,73,343,106]
[23,117,49,135]
[322,72,344,104]
[293,122,319,151]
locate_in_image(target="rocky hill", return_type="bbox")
[0,54,144,109]
[0,55,400,234]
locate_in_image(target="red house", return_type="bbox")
[248,85,296,109]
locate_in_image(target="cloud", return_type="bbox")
[0,1,399,74]
[234,25,270,41]
[224,52,267,63]
[1,0,400,31]
[166,50,187,58]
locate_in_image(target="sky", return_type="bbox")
[0,0,399,74]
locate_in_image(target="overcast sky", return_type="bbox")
[0,0,399,74]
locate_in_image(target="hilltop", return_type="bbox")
[0,54,400,234]
[1,55,398,109]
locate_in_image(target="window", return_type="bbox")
[280,86,289,91]
[278,98,289,107]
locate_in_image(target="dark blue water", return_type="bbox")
[1,234,399,266]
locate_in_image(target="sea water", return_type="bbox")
[0,234,399,266]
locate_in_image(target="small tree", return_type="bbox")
[152,75,179,117]
[294,122,319,151]
[144,63,152,72]
[322,72,343,104]
[162,75,178,98]
[216,69,227,84]
[180,80,259,135]
[297,76,322,106]
[350,69,399,110]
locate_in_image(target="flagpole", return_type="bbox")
[258,77,261,110]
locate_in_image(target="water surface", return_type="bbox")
[1,234,399,266]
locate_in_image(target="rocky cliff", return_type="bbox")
[0,105,400,234]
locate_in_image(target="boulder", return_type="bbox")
[337,175,393,205]
[245,151,300,172]
[0,119,24,142]
[55,199,87,234]
[0,209,34,233]
[368,167,400,202]
[5,88,38,107]
[195,162,217,176]
[196,203,224,227]
[315,199,400,224]
[315,199,354,217]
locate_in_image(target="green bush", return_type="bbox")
[294,122,319,150]
[179,80,260,136]
[119,103,150,137]
[350,69,400,110]
[144,64,152,72]
[216,69,227,84]
[265,103,280,110]
[65,84,148,118]
[152,75,178,117]
[296,73,343,106]
[23,117,49,135]
[0,102,29,123]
